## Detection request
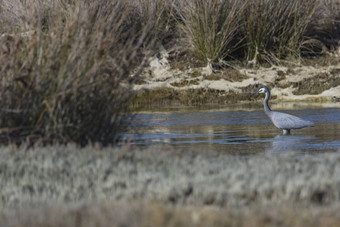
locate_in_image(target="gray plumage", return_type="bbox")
[254,87,314,134]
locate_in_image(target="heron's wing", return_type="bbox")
[269,111,314,129]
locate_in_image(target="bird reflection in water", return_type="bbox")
[266,134,316,153]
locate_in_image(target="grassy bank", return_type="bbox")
[1,201,340,227]
[0,145,339,207]
[131,88,249,107]
[0,145,339,226]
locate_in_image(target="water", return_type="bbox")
[124,105,340,155]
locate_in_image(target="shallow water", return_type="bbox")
[124,105,340,155]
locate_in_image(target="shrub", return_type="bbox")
[0,0,159,146]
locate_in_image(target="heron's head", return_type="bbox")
[257,87,268,94]
[252,87,269,96]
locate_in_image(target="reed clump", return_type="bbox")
[175,0,339,65]
[243,0,322,64]
[313,0,340,51]
[177,0,245,62]
[0,0,166,145]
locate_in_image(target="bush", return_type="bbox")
[0,0,160,146]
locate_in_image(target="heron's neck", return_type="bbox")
[264,91,271,113]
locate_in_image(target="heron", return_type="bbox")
[253,87,314,134]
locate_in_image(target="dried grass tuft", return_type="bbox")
[0,0,163,145]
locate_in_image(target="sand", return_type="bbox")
[134,52,340,103]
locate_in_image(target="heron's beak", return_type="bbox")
[250,91,259,96]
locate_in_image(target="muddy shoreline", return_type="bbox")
[131,53,340,107]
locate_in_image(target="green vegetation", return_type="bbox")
[131,88,250,107]
[170,79,199,87]
[0,0,339,145]
[292,72,340,95]
[205,69,249,81]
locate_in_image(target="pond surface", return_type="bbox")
[124,104,340,155]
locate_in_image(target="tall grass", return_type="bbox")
[177,0,245,63]
[313,0,340,51]
[176,0,339,65]
[0,0,163,145]
[243,0,319,64]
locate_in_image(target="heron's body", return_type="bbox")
[256,87,314,134]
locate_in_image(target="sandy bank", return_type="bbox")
[132,52,340,105]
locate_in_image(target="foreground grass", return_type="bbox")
[0,145,339,207]
[1,201,340,227]
[0,145,339,226]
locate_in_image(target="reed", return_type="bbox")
[243,0,319,64]
[177,0,245,63]
[312,0,340,51]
